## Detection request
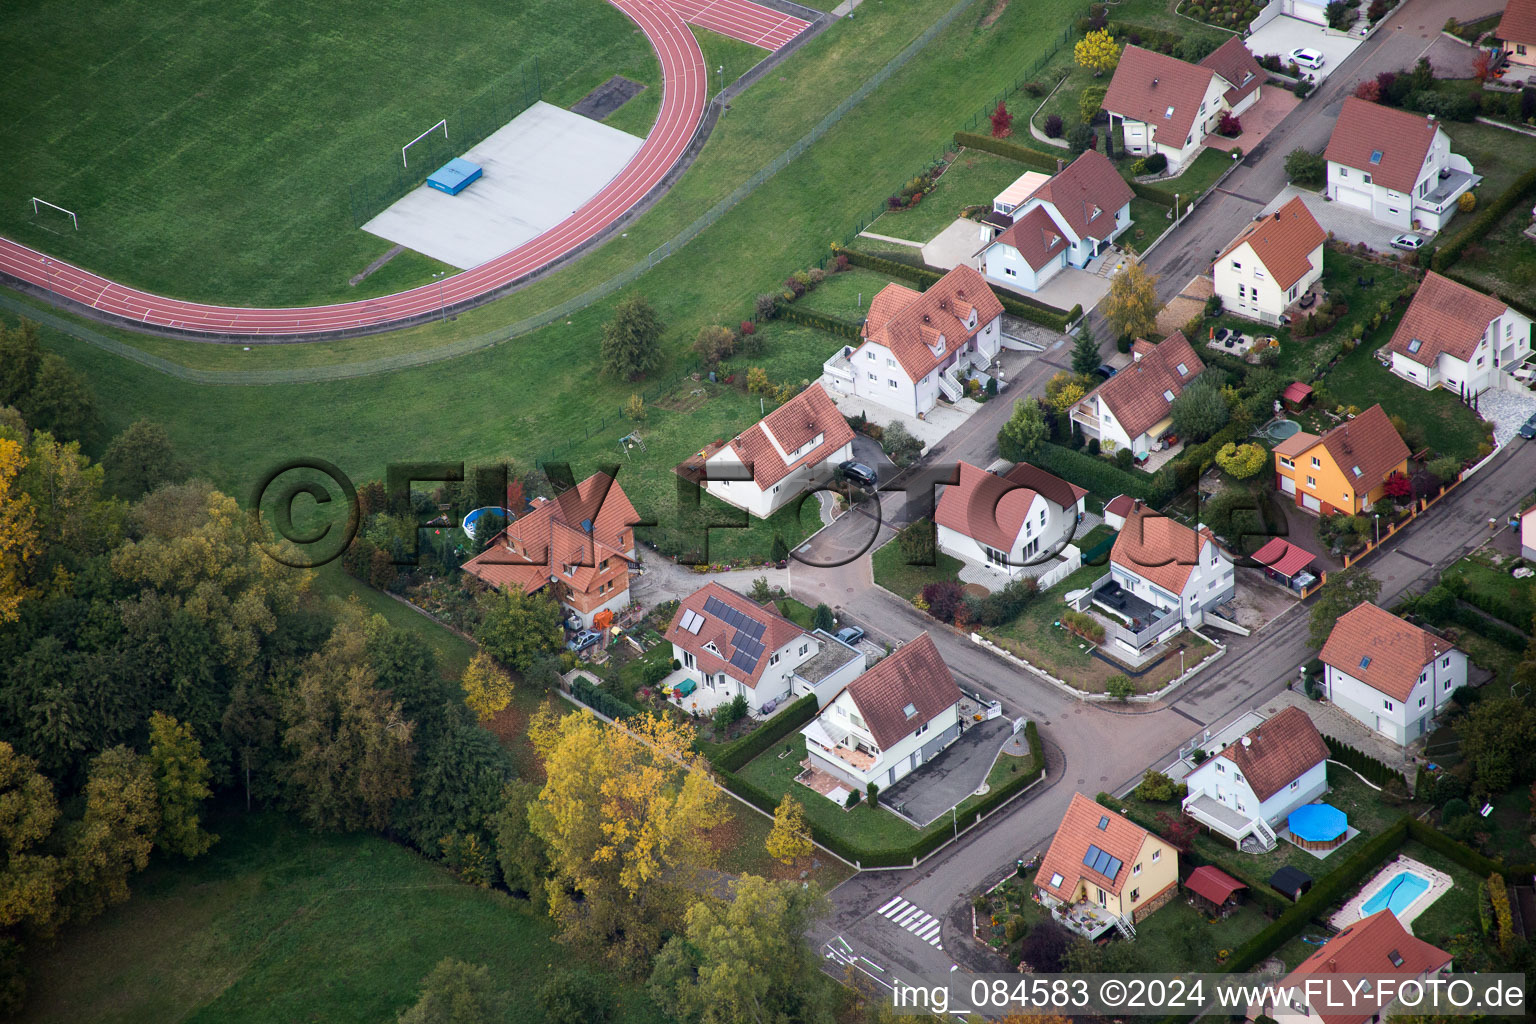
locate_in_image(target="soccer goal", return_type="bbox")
[402,120,448,168]
[31,197,78,230]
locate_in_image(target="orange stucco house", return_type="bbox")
[1272,404,1409,516]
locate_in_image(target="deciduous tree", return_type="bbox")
[692,325,735,365]
[1102,262,1159,340]
[537,970,613,1024]
[1074,28,1121,76]
[988,99,1013,138]
[491,779,550,904]
[59,746,160,921]
[766,793,813,866]
[529,710,726,969]
[473,585,562,672]
[998,397,1049,462]
[1214,442,1267,479]
[1170,376,1230,442]
[0,742,61,931]
[602,294,664,380]
[896,518,936,567]
[146,711,215,858]
[1044,372,1091,413]
[460,652,514,721]
[0,438,37,624]
[1308,566,1380,645]
[102,419,182,500]
[397,958,500,1024]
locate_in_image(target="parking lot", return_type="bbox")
[1244,17,1361,86]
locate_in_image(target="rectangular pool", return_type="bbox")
[1361,870,1429,917]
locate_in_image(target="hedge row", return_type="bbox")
[776,303,862,340]
[709,693,819,772]
[720,719,1044,867]
[1425,601,1528,653]
[1432,165,1536,272]
[1325,738,1406,789]
[1441,574,1531,633]
[1033,441,1155,504]
[571,676,641,720]
[1404,816,1506,876]
[953,131,1061,173]
[835,245,1078,331]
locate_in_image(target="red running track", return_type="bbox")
[0,0,807,338]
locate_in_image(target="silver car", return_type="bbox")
[1391,234,1425,251]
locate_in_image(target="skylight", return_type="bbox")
[1163,389,1175,402]
[1359,655,1371,669]
[1050,872,1063,887]
[1388,950,1404,967]
[1164,105,1175,119]
[1407,338,1423,353]
[1176,362,1188,375]
[1097,815,1110,831]
[1369,150,1383,164]
[1352,466,1362,477]
[903,702,918,719]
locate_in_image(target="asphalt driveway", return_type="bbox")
[882,716,1012,827]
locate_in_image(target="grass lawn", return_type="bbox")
[1131,897,1272,972]
[1123,197,1174,255]
[980,564,1215,692]
[1445,110,1536,201]
[1163,147,1238,200]
[1448,201,1536,302]
[17,811,669,1024]
[867,149,1045,244]
[870,534,963,601]
[776,596,817,629]
[0,0,657,306]
[1389,841,1482,951]
[1443,554,1536,628]
[796,267,902,321]
[308,563,475,681]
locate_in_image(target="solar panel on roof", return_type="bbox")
[1105,857,1122,881]
[679,609,704,634]
[1083,845,1101,867]
[729,649,760,674]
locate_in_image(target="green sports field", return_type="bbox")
[0,0,660,305]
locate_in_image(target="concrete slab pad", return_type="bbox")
[919,218,986,271]
[362,101,644,270]
[1258,185,1401,251]
[1244,16,1361,85]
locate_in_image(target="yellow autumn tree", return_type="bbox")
[1044,371,1091,413]
[765,793,812,866]
[1074,29,1121,76]
[527,710,725,969]
[1102,261,1160,341]
[460,652,514,721]
[0,438,38,624]
[1214,442,1267,479]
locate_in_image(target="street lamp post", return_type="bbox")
[1174,193,1181,221]
[1374,513,1380,547]
[432,271,448,321]
[717,65,724,102]
[951,804,958,842]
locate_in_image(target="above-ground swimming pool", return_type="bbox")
[1360,870,1430,917]
[1288,803,1349,850]
[461,506,513,541]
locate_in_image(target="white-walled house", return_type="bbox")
[934,460,1087,578]
[821,265,1004,417]
[1324,98,1478,233]
[1319,603,1467,746]
[1181,707,1330,852]
[1386,272,1533,396]
[1103,42,1261,172]
[979,150,1134,294]
[696,383,855,519]
[1071,332,1204,455]
[1212,197,1326,325]
[801,632,961,792]
[665,583,864,719]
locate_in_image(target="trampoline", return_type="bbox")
[1257,418,1302,442]
[461,506,513,540]
[1288,803,1348,850]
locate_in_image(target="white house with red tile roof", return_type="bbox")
[1070,500,1235,653]
[460,472,639,628]
[1181,707,1330,851]
[1318,603,1466,745]
[934,460,1087,579]
[1071,332,1204,456]
[696,383,855,519]
[979,150,1134,293]
[1255,910,1451,1024]
[664,582,865,718]
[1497,0,1536,71]
[1386,272,1532,396]
[826,265,1004,415]
[1522,501,1536,560]
[800,632,962,792]
[1213,197,1327,325]
[1035,793,1180,938]
[1104,45,1239,172]
[1324,98,1477,233]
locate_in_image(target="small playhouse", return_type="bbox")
[1184,865,1247,917]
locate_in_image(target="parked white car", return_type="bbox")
[1290,48,1325,70]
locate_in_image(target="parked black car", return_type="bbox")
[839,460,878,487]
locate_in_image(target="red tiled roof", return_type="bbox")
[1324,97,1439,194]
[714,383,855,490]
[1105,494,1135,519]
[1319,602,1455,701]
[1319,404,1410,494]
[1083,331,1204,440]
[664,582,808,690]
[1282,381,1313,404]
[1216,196,1327,290]
[1273,428,1321,459]
[1185,864,1245,906]
[934,461,1085,553]
[1498,0,1536,45]
[1037,793,1156,901]
[1253,537,1316,579]
[1282,911,1451,1024]
[993,205,1068,271]
[842,632,960,749]
[461,473,638,595]
[1111,502,1213,596]
[858,266,1005,384]
[1387,272,1509,367]
[1103,45,1225,147]
[1216,706,1329,801]
[1027,150,1134,243]
[1199,36,1264,109]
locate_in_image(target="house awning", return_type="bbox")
[1185,864,1246,905]
[1282,381,1312,404]
[802,717,838,751]
[1253,537,1316,580]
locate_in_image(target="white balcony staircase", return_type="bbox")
[937,364,964,402]
[1241,816,1278,854]
[1116,913,1137,939]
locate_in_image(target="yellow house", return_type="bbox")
[1034,793,1179,939]
[1272,404,1409,516]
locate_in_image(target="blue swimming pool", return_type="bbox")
[1361,871,1429,917]
[461,506,513,540]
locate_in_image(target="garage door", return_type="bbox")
[1335,187,1372,212]
[1280,475,1296,494]
[1302,493,1321,512]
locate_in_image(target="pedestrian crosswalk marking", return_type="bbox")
[876,896,944,949]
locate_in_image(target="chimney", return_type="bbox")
[1132,498,1144,511]
[1151,77,1159,87]
[1325,958,1337,974]
[1056,157,1065,173]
